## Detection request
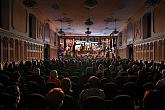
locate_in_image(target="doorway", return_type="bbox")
[127,44,133,60]
[44,44,50,60]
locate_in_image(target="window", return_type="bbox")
[29,14,36,39]
[0,0,9,30]
[142,13,151,39]
[44,23,50,42]
[118,32,122,46]
[0,0,2,28]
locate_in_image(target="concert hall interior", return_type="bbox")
[0,0,165,110]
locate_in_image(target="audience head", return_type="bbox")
[161,69,165,78]
[88,76,100,88]
[49,70,58,79]
[47,88,64,109]
[11,71,21,82]
[32,68,40,76]
[61,77,72,92]
[109,65,114,71]
[98,64,104,71]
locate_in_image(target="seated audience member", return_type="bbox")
[61,78,75,98]
[80,76,105,102]
[26,81,41,94]
[113,95,135,110]
[46,82,58,93]
[27,68,46,94]
[143,90,165,110]
[81,96,105,110]
[156,69,165,91]
[108,65,116,77]
[47,70,61,87]
[0,74,10,87]
[103,82,119,100]
[96,64,104,76]
[1,85,21,110]
[26,93,47,110]
[47,88,64,110]
[10,71,21,85]
[60,95,78,110]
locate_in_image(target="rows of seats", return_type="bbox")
[0,56,165,110]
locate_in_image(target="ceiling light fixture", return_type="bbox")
[57,19,65,36]
[145,0,161,6]
[112,18,119,34]
[85,27,92,35]
[84,8,93,35]
[23,0,37,8]
[84,0,98,9]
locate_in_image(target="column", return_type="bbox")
[149,42,153,60]
[146,43,148,60]
[0,37,3,64]
[147,43,149,60]
[149,43,151,60]
[8,38,10,62]
[22,41,24,61]
[162,39,165,61]
[159,40,162,62]
[153,42,155,61]
[164,39,165,61]
[13,39,15,61]
[24,41,27,61]
[38,45,40,60]
[140,44,142,60]
[161,40,163,61]
[142,44,144,60]
[27,42,29,61]
[18,40,20,62]
[34,44,36,60]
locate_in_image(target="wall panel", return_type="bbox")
[12,0,27,33]
[3,37,8,63]
[154,0,165,33]
[0,37,1,63]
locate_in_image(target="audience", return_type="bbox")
[0,56,164,110]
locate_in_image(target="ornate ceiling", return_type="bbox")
[23,0,145,36]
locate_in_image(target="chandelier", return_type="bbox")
[85,27,92,35]
[84,0,98,9]
[84,7,94,35]
[145,0,161,6]
[112,19,119,34]
[57,19,65,36]
[23,0,37,8]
